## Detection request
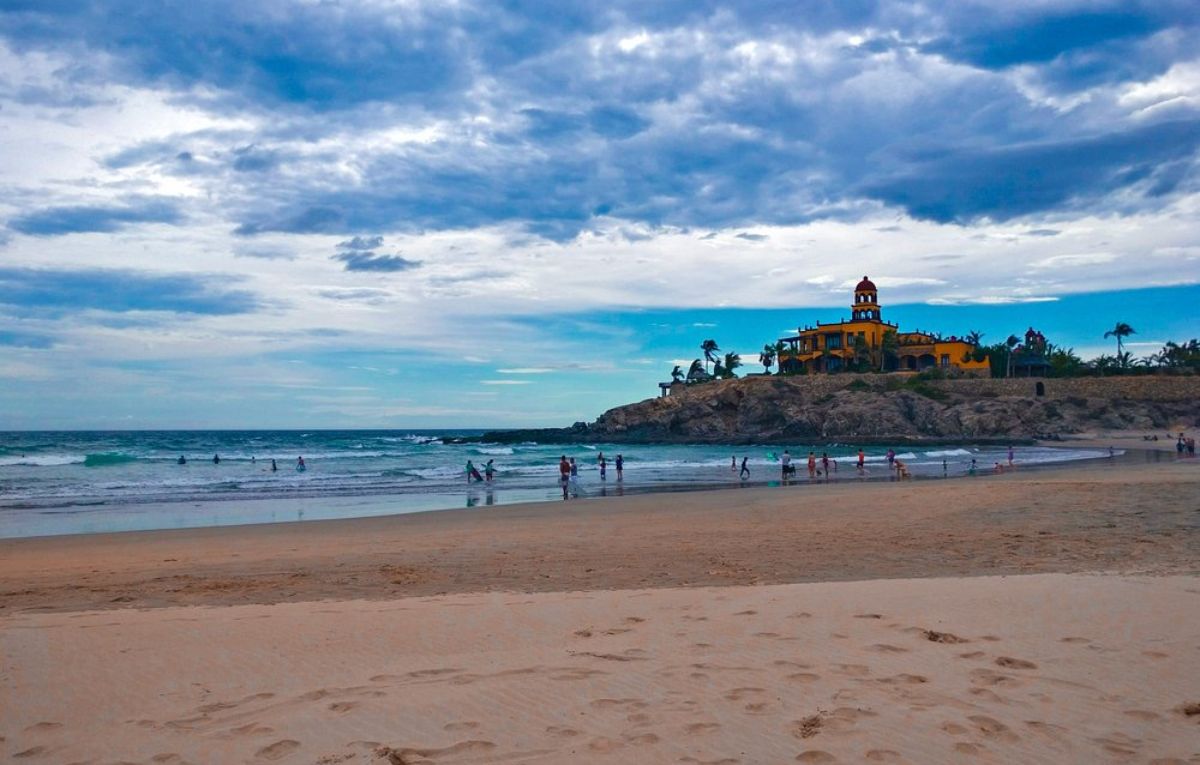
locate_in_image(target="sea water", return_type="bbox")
[0,430,1113,538]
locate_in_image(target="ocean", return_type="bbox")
[0,430,1113,538]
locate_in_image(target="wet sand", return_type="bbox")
[1,453,1198,763]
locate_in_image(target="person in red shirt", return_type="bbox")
[857,449,865,470]
[559,456,571,499]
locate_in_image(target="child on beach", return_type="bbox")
[615,454,623,480]
[857,449,865,470]
[807,451,817,478]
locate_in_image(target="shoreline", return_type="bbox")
[0,442,1148,540]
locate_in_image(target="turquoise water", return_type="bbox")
[0,430,1111,538]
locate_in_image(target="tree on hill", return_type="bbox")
[670,365,684,383]
[879,329,898,372]
[1005,334,1020,378]
[1104,322,1135,364]
[721,352,742,378]
[700,339,720,375]
[686,359,708,382]
[966,330,984,346]
[759,343,777,373]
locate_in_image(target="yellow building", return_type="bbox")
[777,277,991,375]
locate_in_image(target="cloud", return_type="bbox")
[8,198,184,236]
[735,232,768,241]
[332,252,422,273]
[0,329,53,348]
[0,267,260,315]
[861,119,1200,223]
[336,236,384,251]
[496,367,554,374]
[481,379,532,385]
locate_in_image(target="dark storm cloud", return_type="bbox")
[3,1,1198,237]
[860,118,1200,223]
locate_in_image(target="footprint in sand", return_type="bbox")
[795,751,837,763]
[864,750,903,762]
[923,630,968,644]
[1122,710,1161,721]
[878,674,927,685]
[545,726,580,738]
[940,722,968,736]
[733,610,757,616]
[588,737,623,753]
[954,742,984,755]
[328,702,358,713]
[994,656,1038,670]
[723,687,765,701]
[833,664,871,677]
[685,722,721,735]
[966,715,1019,743]
[624,732,659,746]
[380,740,496,761]
[969,669,1019,687]
[680,758,739,765]
[624,616,646,624]
[1059,636,1090,644]
[13,746,47,759]
[787,673,821,683]
[255,739,301,760]
[854,614,885,619]
[868,644,909,653]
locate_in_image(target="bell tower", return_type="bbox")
[851,276,881,321]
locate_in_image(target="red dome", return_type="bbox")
[855,276,877,292]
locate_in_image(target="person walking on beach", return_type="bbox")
[886,448,895,468]
[821,452,830,478]
[1007,445,1015,465]
[559,455,571,499]
[857,449,865,470]
[781,450,793,480]
[740,456,750,479]
[615,454,623,481]
[599,456,607,480]
[731,455,737,472]
[807,451,817,478]
[484,459,495,482]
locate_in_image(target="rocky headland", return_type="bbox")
[482,374,1200,444]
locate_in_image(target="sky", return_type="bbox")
[0,0,1198,430]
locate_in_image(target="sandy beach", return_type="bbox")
[2,450,1198,763]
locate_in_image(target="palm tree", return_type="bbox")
[758,344,777,373]
[686,359,706,381]
[1104,322,1135,360]
[722,352,742,378]
[670,365,684,383]
[700,339,720,375]
[966,330,984,346]
[1005,334,1020,378]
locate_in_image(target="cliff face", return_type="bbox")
[483,375,1200,444]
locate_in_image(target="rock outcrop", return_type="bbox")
[482,374,1200,444]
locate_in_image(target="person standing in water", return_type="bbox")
[271,459,278,472]
[599,456,607,480]
[781,450,792,480]
[1007,445,1015,465]
[731,455,737,472]
[740,456,750,480]
[857,449,865,470]
[886,448,895,468]
[559,455,571,499]
[213,454,221,464]
[807,451,817,478]
[821,452,830,477]
[484,459,495,482]
[615,454,623,481]
[177,455,187,465]
[297,456,306,469]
